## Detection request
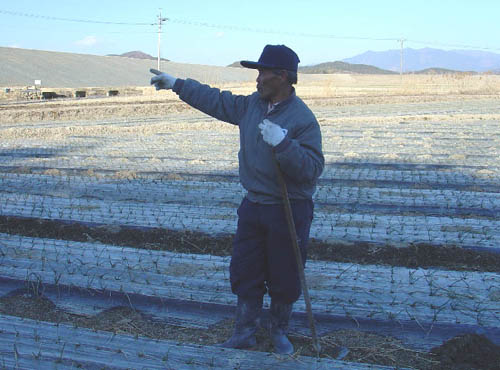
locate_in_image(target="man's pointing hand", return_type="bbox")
[150,68,177,90]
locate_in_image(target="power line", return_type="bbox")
[0,24,159,34]
[1,9,397,41]
[1,9,498,52]
[0,9,152,26]
[168,18,399,42]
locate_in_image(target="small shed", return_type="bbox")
[42,91,58,100]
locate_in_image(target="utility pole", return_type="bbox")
[399,38,406,77]
[156,10,168,70]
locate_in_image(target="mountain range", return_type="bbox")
[228,60,398,74]
[229,48,500,74]
[343,48,500,73]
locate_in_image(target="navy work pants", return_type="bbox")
[230,197,314,304]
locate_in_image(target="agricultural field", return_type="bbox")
[0,73,500,369]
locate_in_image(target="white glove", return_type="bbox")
[258,119,288,147]
[150,68,177,90]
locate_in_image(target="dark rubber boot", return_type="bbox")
[218,296,262,349]
[270,300,294,355]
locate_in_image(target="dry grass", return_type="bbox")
[297,73,500,97]
[1,74,500,125]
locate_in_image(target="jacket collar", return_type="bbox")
[260,87,296,113]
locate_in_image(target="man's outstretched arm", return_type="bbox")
[149,69,249,125]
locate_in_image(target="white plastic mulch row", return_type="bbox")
[0,189,498,249]
[1,233,498,328]
[2,172,500,209]
[0,314,383,370]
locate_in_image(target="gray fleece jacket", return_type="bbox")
[173,78,324,204]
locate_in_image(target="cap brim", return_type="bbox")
[240,60,274,69]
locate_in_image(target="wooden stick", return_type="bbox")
[272,153,321,355]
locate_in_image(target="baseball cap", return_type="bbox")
[240,44,300,73]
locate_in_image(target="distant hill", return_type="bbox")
[343,48,500,73]
[0,47,255,87]
[410,68,477,75]
[299,61,397,75]
[227,61,243,68]
[107,50,169,62]
[227,60,397,74]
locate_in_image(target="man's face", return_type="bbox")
[256,69,283,101]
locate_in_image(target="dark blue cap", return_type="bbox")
[240,44,300,73]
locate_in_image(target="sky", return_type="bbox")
[1,0,499,67]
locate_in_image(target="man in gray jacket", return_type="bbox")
[150,44,324,354]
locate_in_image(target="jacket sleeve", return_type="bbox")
[273,118,324,184]
[174,79,248,125]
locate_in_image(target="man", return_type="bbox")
[150,44,324,355]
